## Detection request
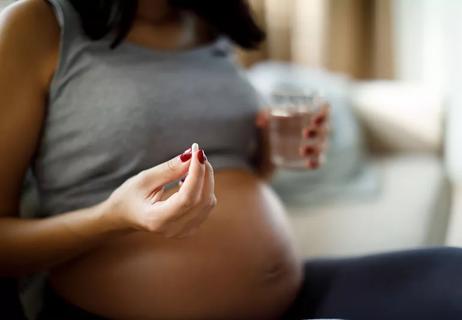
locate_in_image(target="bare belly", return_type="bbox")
[50,170,303,319]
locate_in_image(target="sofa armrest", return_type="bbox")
[351,81,445,154]
[445,98,462,184]
[445,185,462,247]
[444,98,462,246]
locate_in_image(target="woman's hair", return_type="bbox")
[68,0,266,50]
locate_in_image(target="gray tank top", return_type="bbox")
[34,0,260,217]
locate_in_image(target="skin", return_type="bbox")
[0,0,329,318]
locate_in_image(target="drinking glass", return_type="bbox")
[267,91,328,169]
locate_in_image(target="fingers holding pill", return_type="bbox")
[146,143,216,238]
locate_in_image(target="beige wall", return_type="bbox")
[0,0,393,79]
[241,0,394,79]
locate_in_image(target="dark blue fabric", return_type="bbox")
[283,247,462,320]
[0,278,27,320]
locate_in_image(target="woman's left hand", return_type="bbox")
[254,103,331,178]
[297,103,331,169]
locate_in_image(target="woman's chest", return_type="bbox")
[46,53,260,164]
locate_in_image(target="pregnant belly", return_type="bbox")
[50,170,303,319]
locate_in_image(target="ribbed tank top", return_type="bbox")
[34,0,260,217]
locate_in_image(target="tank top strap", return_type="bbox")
[46,0,82,38]
[46,0,87,98]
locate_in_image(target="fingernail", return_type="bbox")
[180,152,192,162]
[192,143,199,152]
[304,146,315,156]
[308,130,318,139]
[183,147,192,154]
[198,149,206,164]
[308,158,320,169]
[299,146,315,157]
[314,115,326,126]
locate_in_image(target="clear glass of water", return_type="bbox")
[267,90,327,169]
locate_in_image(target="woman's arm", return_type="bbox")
[0,1,128,276]
[0,1,216,276]
[0,204,125,276]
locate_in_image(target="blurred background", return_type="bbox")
[1,0,461,259]
[241,0,462,258]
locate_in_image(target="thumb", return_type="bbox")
[137,148,192,189]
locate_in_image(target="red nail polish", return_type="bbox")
[308,130,318,139]
[198,149,206,164]
[180,152,192,162]
[305,146,315,155]
[314,115,326,126]
[309,159,320,169]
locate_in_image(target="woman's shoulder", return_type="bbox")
[0,0,60,40]
[0,0,60,84]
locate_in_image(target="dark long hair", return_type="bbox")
[68,0,266,50]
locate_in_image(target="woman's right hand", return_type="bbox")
[103,143,216,238]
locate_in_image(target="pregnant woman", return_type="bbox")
[1,0,462,319]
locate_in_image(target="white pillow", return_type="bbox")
[351,81,445,153]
